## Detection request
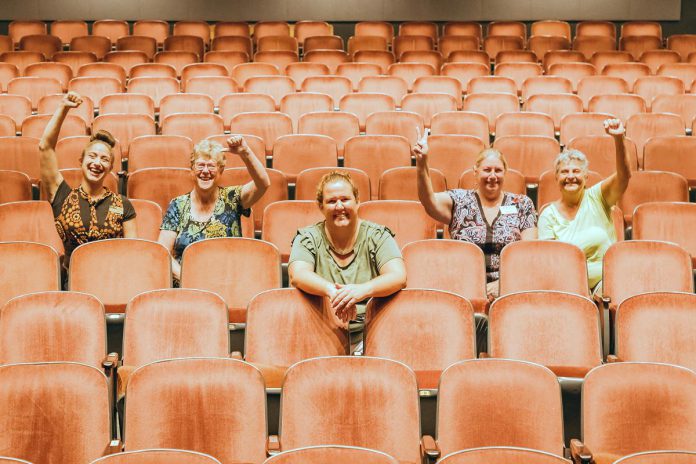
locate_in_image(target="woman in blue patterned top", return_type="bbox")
[158,136,270,282]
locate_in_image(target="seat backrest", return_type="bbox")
[499,240,589,296]
[364,289,475,389]
[22,114,87,140]
[122,289,229,369]
[462,93,519,132]
[8,76,62,110]
[489,291,602,377]
[127,167,195,218]
[588,93,647,125]
[129,199,163,241]
[68,76,123,109]
[365,110,424,146]
[125,357,267,464]
[358,75,408,106]
[652,94,696,131]
[298,111,359,156]
[272,134,337,182]
[228,112,292,155]
[438,447,571,464]
[0,241,60,308]
[0,362,110,464]
[378,166,446,201]
[357,200,438,248]
[437,359,564,456]
[626,112,685,165]
[70,36,112,60]
[602,240,694,310]
[495,111,555,139]
[492,135,559,183]
[154,51,198,76]
[69,238,171,313]
[180,237,281,323]
[160,113,224,146]
[547,62,596,92]
[0,201,64,255]
[616,292,696,371]
[560,113,616,146]
[0,291,105,367]
[426,134,485,187]
[429,111,490,145]
[0,170,31,204]
[133,20,170,45]
[301,76,352,109]
[261,200,324,262]
[280,356,420,463]
[173,20,211,47]
[577,76,629,110]
[245,288,348,368]
[633,201,696,263]
[582,362,696,457]
[91,449,221,464]
[339,92,396,131]
[523,93,583,131]
[93,113,156,156]
[219,93,276,128]
[280,92,333,132]
[619,170,689,224]
[400,92,458,128]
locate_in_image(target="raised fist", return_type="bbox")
[63,91,83,109]
[226,135,251,156]
[603,118,625,137]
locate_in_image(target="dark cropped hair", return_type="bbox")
[80,130,117,167]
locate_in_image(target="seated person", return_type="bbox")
[158,136,270,283]
[288,171,407,350]
[538,118,631,294]
[414,132,537,301]
[39,91,137,265]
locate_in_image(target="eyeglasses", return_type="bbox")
[194,162,218,173]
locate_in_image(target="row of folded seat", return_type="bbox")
[0,322,694,464]
[1,222,694,324]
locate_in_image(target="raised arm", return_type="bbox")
[600,118,632,207]
[38,92,82,201]
[227,135,270,209]
[414,129,453,225]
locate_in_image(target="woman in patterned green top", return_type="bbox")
[158,136,270,282]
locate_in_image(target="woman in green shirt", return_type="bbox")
[288,171,407,326]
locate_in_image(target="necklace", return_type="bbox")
[325,223,360,256]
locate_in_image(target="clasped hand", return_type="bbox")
[328,283,369,323]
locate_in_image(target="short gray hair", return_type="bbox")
[190,139,226,169]
[554,149,589,174]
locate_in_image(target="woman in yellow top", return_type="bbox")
[537,118,631,293]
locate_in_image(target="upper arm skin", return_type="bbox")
[157,229,177,255]
[123,218,138,238]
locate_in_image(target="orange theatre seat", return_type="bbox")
[262,201,324,263]
[0,242,60,308]
[358,200,437,248]
[488,291,602,378]
[364,288,476,389]
[127,167,195,216]
[69,239,171,313]
[124,358,267,464]
[571,363,696,464]
[243,288,349,388]
[0,362,111,464]
[180,238,282,324]
[433,359,565,460]
[92,450,221,464]
[277,356,421,463]
[272,134,337,183]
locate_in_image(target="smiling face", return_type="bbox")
[556,159,588,194]
[320,179,359,228]
[474,155,506,198]
[191,156,222,191]
[80,142,113,185]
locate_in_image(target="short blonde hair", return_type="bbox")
[190,139,226,169]
[474,148,508,171]
[316,171,359,206]
[554,149,589,174]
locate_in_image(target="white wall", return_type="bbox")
[0,0,681,21]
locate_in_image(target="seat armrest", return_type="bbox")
[421,435,440,463]
[108,439,122,454]
[570,439,592,464]
[102,352,119,373]
[267,435,280,456]
[606,355,621,363]
[230,351,243,360]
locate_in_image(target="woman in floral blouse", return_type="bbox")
[158,136,270,283]
[414,132,538,301]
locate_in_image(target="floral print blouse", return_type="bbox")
[448,189,537,282]
[160,185,250,261]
